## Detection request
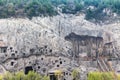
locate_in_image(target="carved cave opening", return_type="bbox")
[25,66,33,74]
[11,62,14,66]
[65,32,113,59]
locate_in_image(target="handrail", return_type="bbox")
[97,59,105,72]
[100,58,109,71]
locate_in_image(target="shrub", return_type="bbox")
[72,69,80,80]
[15,71,25,80]
[25,71,42,80]
[87,72,102,80]
[117,74,120,80]
[42,76,50,80]
[2,71,45,80]
[54,70,62,80]
[87,72,119,80]
[3,72,15,80]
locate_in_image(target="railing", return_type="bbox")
[97,57,113,72]
[97,59,104,71]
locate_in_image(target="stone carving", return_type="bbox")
[0,14,120,80]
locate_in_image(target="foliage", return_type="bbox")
[72,69,80,80]
[84,0,120,21]
[25,0,57,18]
[2,71,47,80]
[85,6,107,22]
[117,74,120,80]
[54,70,62,80]
[54,70,62,76]
[0,76,2,80]
[1,71,120,80]
[87,72,103,80]
[0,0,120,20]
[0,0,58,19]
[87,72,120,80]
[42,76,50,80]
[15,71,25,80]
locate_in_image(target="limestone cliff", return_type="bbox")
[0,14,119,57]
[0,14,120,80]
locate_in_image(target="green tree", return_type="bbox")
[75,3,83,12]
[6,3,15,17]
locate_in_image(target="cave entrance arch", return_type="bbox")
[25,66,33,74]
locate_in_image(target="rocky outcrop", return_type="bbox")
[0,14,120,80]
[65,32,103,57]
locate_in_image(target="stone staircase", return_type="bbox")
[97,58,113,72]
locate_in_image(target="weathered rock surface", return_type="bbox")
[0,14,120,80]
[0,14,119,54]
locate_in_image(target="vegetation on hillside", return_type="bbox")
[2,71,50,80]
[0,0,120,21]
[72,69,80,80]
[1,71,120,80]
[87,72,120,80]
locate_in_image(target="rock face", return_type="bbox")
[0,14,120,79]
[0,14,117,56]
[65,32,103,58]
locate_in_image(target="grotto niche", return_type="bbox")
[25,66,33,74]
[65,32,104,59]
